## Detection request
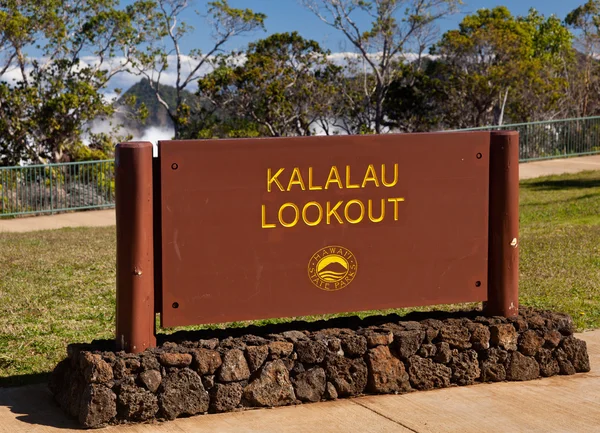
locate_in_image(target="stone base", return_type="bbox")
[49,308,591,428]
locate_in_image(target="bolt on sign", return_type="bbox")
[115,131,519,353]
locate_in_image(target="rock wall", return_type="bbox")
[49,309,591,428]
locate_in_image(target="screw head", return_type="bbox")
[171,163,178,170]
[172,302,179,309]
[476,153,483,159]
[475,281,481,287]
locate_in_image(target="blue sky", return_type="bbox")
[177,0,580,53]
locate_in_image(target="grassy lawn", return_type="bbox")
[1,170,599,383]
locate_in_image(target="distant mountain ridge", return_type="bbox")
[113,78,199,137]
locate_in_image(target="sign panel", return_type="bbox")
[158,133,490,328]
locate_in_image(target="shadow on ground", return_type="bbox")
[0,384,81,430]
[524,177,600,191]
[0,372,49,387]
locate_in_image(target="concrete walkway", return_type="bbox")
[519,154,600,180]
[0,330,598,433]
[1,154,599,234]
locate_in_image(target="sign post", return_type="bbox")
[115,142,156,353]
[485,131,519,317]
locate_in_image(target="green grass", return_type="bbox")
[1,170,599,383]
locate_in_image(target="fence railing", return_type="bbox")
[2,116,600,217]
[0,160,115,217]
[455,116,600,161]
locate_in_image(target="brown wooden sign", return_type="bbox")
[114,131,519,353]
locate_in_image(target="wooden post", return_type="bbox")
[485,131,520,317]
[115,142,156,352]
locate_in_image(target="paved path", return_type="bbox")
[1,154,599,234]
[519,154,600,180]
[0,330,598,433]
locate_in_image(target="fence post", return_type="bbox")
[485,131,520,318]
[115,142,156,353]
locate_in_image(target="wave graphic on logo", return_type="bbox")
[316,259,348,282]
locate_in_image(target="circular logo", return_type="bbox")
[308,245,357,291]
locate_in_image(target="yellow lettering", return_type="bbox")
[267,168,285,192]
[387,197,405,221]
[361,164,380,188]
[308,167,322,190]
[261,204,276,228]
[345,166,360,189]
[382,163,398,187]
[345,199,365,224]
[325,166,343,189]
[302,201,323,226]
[368,199,385,223]
[287,167,306,191]
[278,202,300,227]
[326,201,344,224]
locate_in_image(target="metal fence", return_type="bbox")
[1,116,600,217]
[457,116,600,161]
[0,160,115,217]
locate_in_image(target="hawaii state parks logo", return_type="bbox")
[308,245,357,291]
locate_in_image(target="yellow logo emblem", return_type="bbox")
[308,245,357,291]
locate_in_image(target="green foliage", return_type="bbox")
[196,32,340,138]
[0,0,155,165]
[429,6,574,127]
[132,0,267,138]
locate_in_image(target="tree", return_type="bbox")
[301,0,461,133]
[133,0,266,138]
[0,0,153,165]
[196,32,340,138]
[430,7,573,128]
[565,1,600,117]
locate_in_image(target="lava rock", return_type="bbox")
[140,353,160,371]
[268,341,294,358]
[158,368,209,420]
[324,355,368,397]
[360,329,394,348]
[117,384,158,421]
[450,350,480,386]
[340,334,367,358]
[201,375,215,390]
[506,352,540,381]
[295,339,327,364]
[159,353,192,368]
[555,348,577,375]
[439,324,471,350]
[518,330,544,356]
[480,360,506,382]
[210,382,244,412]
[218,349,250,382]
[193,349,222,375]
[543,330,562,349]
[395,330,425,360]
[418,344,437,358]
[365,345,410,393]
[408,355,452,390]
[466,323,490,350]
[281,330,309,343]
[80,353,113,384]
[243,359,295,407]
[560,336,590,372]
[292,367,326,402]
[324,381,338,400]
[245,345,269,373]
[536,348,560,377]
[490,324,518,351]
[138,369,162,393]
[79,384,117,428]
[434,342,453,364]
